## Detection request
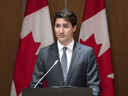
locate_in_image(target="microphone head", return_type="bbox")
[55,60,59,65]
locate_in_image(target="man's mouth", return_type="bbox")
[59,35,65,37]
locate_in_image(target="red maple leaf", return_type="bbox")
[80,34,115,96]
[13,32,41,95]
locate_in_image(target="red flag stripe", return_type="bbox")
[25,0,48,17]
[79,0,115,95]
[82,0,105,22]
[10,0,54,95]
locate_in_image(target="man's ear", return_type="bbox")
[73,25,77,32]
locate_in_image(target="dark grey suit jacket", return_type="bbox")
[29,41,101,96]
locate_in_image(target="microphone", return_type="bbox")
[34,60,59,88]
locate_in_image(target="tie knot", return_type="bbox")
[63,47,67,53]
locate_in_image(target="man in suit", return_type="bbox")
[29,9,101,96]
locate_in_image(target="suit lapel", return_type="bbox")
[66,42,82,85]
[50,42,65,84]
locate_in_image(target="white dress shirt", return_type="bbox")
[57,39,74,72]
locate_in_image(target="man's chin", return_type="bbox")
[58,39,66,44]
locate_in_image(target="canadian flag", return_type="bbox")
[79,0,115,96]
[10,0,54,96]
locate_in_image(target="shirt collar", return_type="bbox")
[57,39,75,52]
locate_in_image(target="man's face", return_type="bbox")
[55,18,76,46]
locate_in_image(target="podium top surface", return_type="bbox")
[22,87,93,96]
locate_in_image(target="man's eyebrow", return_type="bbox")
[63,23,70,26]
[55,23,60,26]
[55,23,70,25]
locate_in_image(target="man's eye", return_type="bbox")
[64,26,68,28]
[55,25,60,27]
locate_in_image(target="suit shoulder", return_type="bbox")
[40,45,50,51]
[39,43,53,52]
[39,42,57,52]
[77,42,93,50]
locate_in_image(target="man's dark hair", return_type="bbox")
[54,9,77,27]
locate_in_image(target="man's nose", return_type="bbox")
[60,27,64,33]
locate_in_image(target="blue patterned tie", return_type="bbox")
[61,47,68,82]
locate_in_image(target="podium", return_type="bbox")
[22,87,93,96]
